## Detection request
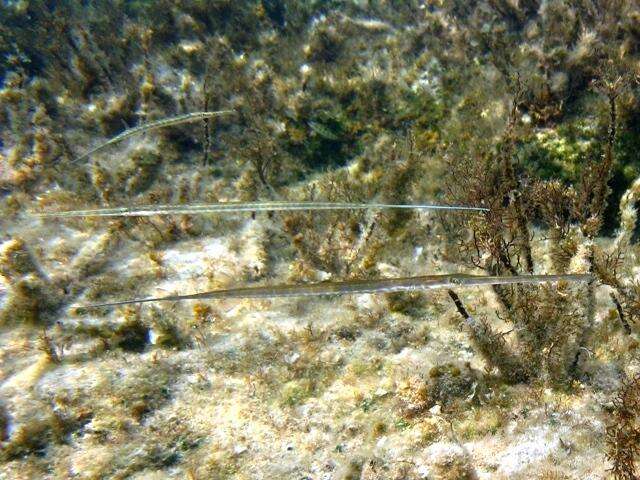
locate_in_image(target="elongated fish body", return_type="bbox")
[35,201,488,218]
[73,111,234,164]
[84,273,591,308]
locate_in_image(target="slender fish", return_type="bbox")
[83,273,592,308]
[34,201,489,218]
[73,110,234,164]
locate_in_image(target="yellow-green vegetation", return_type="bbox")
[430,453,477,480]
[0,275,58,326]
[0,357,179,469]
[397,362,479,419]
[457,407,505,440]
[0,238,39,281]
[1,0,639,478]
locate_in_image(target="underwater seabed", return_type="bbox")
[2,0,640,478]
[0,207,625,479]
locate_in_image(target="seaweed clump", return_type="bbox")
[0,238,59,326]
[442,52,639,386]
[398,362,479,418]
[606,374,640,479]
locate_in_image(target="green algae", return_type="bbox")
[0,1,639,478]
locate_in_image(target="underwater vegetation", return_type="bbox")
[1,0,640,478]
[607,373,640,480]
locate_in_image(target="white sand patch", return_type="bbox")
[496,425,560,476]
[147,237,233,281]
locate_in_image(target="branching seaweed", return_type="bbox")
[440,64,637,384]
[3,2,640,478]
[606,374,640,479]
